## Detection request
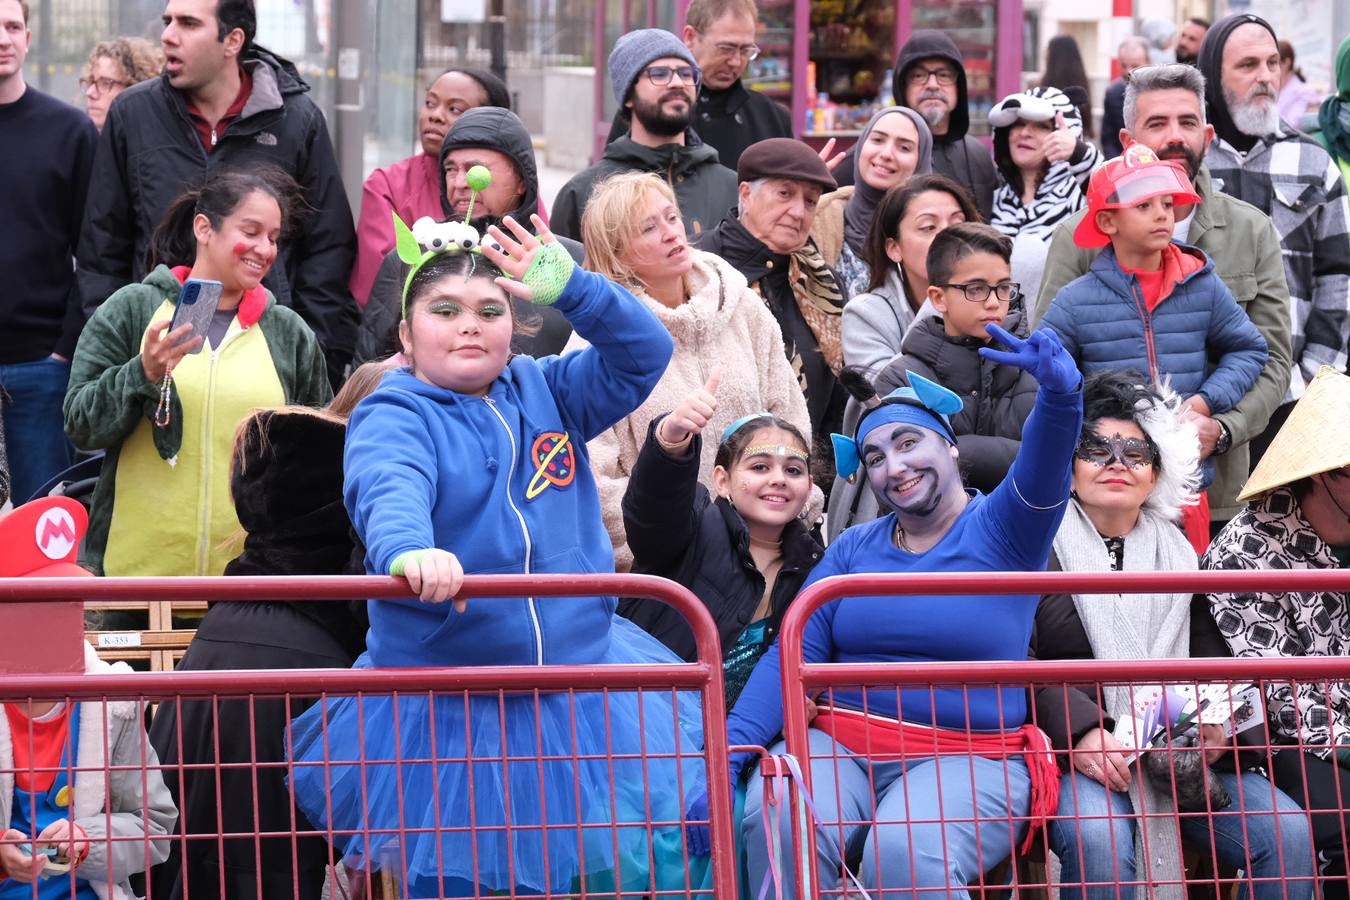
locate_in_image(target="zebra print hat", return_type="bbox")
[989,86,1083,137]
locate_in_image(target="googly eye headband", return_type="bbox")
[830,371,963,480]
[394,164,507,319]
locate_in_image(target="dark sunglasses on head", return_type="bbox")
[1075,433,1157,470]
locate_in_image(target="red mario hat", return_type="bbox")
[0,497,91,579]
[1073,144,1202,250]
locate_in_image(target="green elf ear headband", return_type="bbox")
[831,371,963,479]
[395,163,575,318]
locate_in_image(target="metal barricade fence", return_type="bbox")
[776,570,1350,900]
[0,574,741,899]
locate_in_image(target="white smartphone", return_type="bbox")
[168,278,225,353]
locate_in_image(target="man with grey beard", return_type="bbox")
[1199,13,1350,463]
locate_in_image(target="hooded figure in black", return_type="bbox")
[355,107,576,364]
[1196,13,1279,155]
[831,31,998,221]
[146,406,368,900]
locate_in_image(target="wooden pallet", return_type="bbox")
[86,599,205,671]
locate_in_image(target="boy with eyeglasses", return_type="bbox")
[1041,144,1268,496]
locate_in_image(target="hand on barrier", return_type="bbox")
[390,549,467,610]
[978,325,1082,395]
[684,790,712,857]
[657,370,721,452]
[1073,727,1132,792]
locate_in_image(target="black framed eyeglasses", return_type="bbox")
[80,76,131,94]
[933,281,1021,303]
[907,66,957,86]
[643,65,699,86]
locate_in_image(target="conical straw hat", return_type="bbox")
[1238,366,1350,502]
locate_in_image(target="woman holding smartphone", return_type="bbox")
[63,166,332,577]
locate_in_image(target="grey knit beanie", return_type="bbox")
[608,29,699,105]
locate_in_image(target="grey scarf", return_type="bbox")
[1054,500,1197,900]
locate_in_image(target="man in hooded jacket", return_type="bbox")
[551,28,737,242]
[78,2,356,388]
[831,30,998,221]
[354,107,575,365]
[1199,14,1350,452]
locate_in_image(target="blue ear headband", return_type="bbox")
[830,372,963,479]
[722,412,774,443]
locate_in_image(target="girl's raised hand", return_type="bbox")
[141,319,203,383]
[657,370,721,449]
[483,214,576,307]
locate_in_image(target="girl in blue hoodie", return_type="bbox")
[288,212,705,897]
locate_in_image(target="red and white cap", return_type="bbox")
[1073,144,1202,249]
[0,497,91,579]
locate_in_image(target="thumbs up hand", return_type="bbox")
[656,370,722,453]
[1042,110,1077,163]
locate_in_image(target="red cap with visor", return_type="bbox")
[1073,144,1202,249]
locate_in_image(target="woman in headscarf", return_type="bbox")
[1035,370,1313,900]
[1205,366,1350,895]
[810,107,933,298]
[1312,34,1350,187]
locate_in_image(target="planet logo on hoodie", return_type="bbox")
[526,432,575,500]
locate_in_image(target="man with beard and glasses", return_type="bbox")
[603,0,792,170]
[829,31,998,222]
[551,28,736,242]
[1035,63,1292,537]
[1199,13,1350,463]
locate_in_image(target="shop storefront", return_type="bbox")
[750,0,1024,149]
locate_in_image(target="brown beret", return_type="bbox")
[737,138,837,193]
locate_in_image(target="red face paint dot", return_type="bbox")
[233,242,250,257]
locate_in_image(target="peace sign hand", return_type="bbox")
[978,324,1081,394]
[482,214,576,306]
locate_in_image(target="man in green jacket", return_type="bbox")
[1034,63,1291,530]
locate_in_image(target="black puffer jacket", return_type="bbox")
[877,311,1037,492]
[354,107,576,365]
[78,47,358,386]
[619,421,822,664]
[550,131,738,242]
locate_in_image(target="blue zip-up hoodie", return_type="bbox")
[1041,242,1267,415]
[343,266,674,668]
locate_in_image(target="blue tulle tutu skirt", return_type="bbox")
[288,616,708,897]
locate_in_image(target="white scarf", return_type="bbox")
[1054,500,1198,900]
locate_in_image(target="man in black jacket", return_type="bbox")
[604,0,791,170]
[832,31,998,222]
[78,0,357,386]
[1101,37,1149,160]
[552,28,737,242]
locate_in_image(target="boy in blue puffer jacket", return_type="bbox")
[1041,145,1267,493]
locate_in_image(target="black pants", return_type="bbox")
[1272,749,1350,899]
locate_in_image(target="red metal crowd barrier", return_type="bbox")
[0,574,740,900]
[775,570,1350,900]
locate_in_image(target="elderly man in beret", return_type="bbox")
[695,137,847,450]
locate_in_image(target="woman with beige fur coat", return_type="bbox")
[568,172,813,569]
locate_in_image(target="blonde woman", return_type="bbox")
[569,171,813,570]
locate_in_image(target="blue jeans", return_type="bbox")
[0,356,73,504]
[744,728,1032,899]
[1050,770,1314,900]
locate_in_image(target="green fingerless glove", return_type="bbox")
[389,549,432,577]
[520,242,575,306]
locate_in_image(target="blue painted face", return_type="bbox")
[860,421,962,517]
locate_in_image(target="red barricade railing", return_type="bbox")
[776,570,1350,900]
[0,574,739,900]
